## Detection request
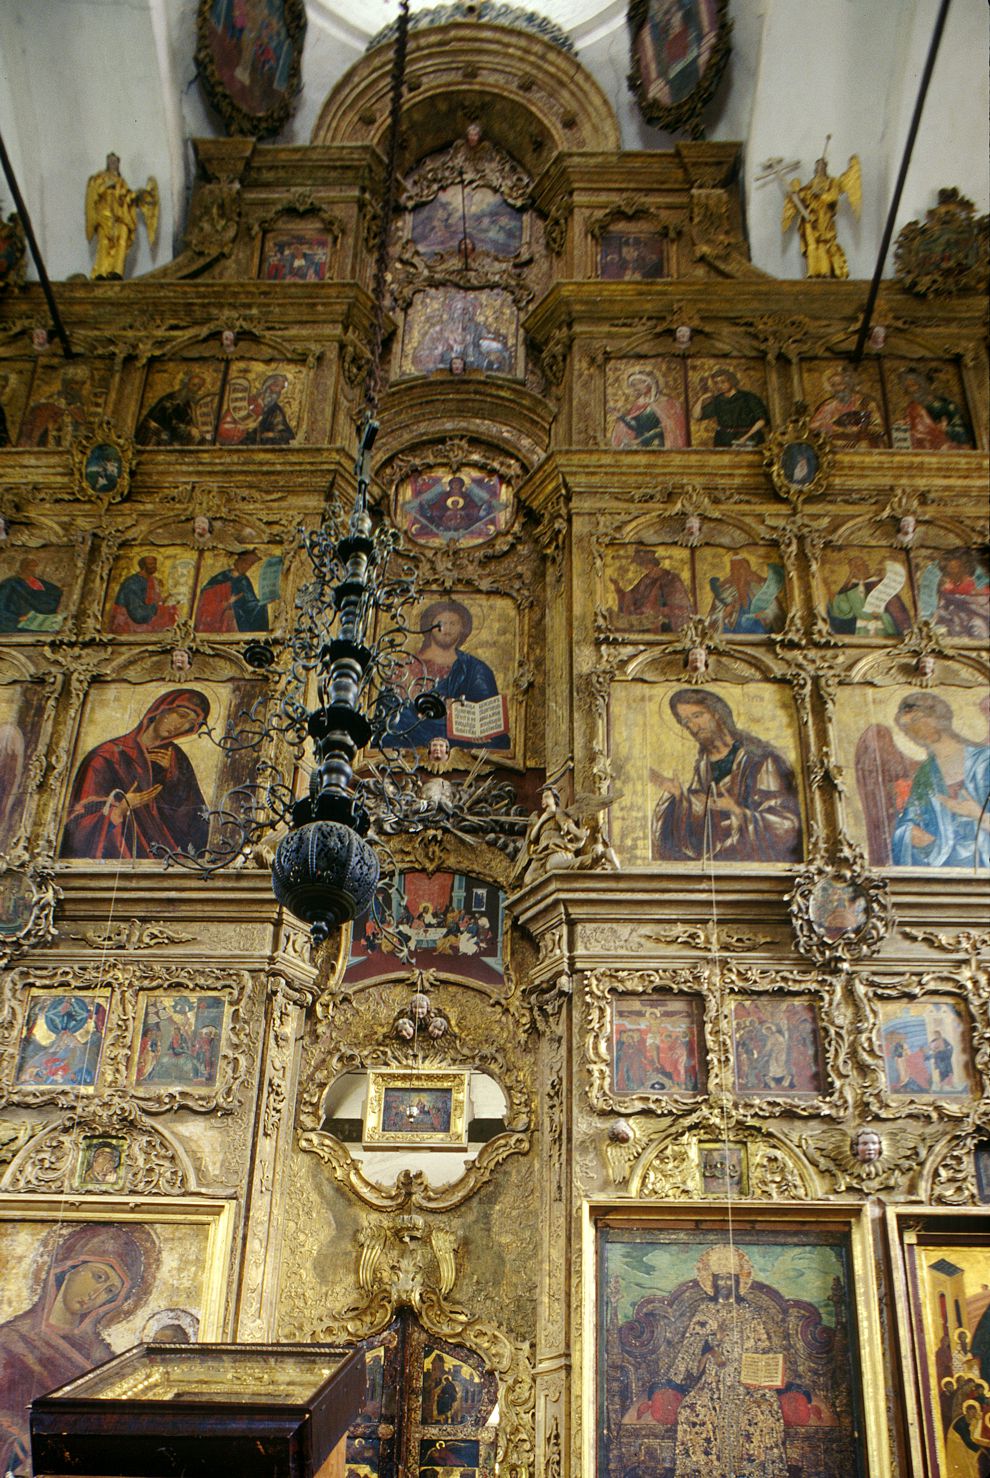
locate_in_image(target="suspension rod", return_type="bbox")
[851,0,952,362]
[0,127,74,357]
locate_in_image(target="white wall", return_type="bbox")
[0,0,179,280]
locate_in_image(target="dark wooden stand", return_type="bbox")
[30,1342,364,1478]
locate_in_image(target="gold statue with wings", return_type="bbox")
[780,138,861,279]
[85,152,158,280]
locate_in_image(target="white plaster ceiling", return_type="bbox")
[0,0,987,284]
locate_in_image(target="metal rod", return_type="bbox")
[459,167,470,269]
[363,0,411,418]
[0,127,74,357]
[852,0,952,362]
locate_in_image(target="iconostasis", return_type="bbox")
[0,12,987,1478]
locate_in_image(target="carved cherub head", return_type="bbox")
[851,1127,882,1162]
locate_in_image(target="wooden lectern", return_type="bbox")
[30,1342,364,1478]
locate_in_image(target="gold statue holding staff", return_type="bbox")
[780,138,861,279]
[85,153,159,280]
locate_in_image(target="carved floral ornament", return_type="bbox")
[380,437,524,488]
[251,193,344,240]
[624,1121,815,1201]
[402,127,533,210]
[588,199,683,242]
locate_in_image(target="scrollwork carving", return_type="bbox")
[0,856,61,964]
[184,182,241,258]
[2,1096,192,1195]
[787,847,892,967]
[252,193,343,239]
[404,134,531,209]
[77,920,195,951]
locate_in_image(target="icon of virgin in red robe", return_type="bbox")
[60,688,212,861]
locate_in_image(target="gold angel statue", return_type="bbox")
[85,153,158,280]
[781,139,861,279]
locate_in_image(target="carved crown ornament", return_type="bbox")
[894,188,990,298]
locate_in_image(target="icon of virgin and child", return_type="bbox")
[59,689,213,862]
[0,1222,160,1475]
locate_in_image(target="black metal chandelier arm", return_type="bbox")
[363,0,412,421]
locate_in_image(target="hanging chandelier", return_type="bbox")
[271,0,433,943]
[155,0,448,942]
[155,0,531,938]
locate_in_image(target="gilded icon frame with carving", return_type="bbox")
[0,963,254,1116]
[585,1200,891,1478]
[363,1070,469,1150]
[586,966,848,1121]
[195,0,306,141]
[71,421,134,504]
[627,0,732,140]
[886,1205,990,1478]
[762,415,833,502]
[787,853,892,966]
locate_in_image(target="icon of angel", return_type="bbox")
[854,691,990,869]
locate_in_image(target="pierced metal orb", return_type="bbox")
[271,821,379,944]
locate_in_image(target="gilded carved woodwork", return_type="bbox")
[585,964,855,1123]
[298,985,533,1214]
[2,1099,193,1196]
[0,962,256,1116]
